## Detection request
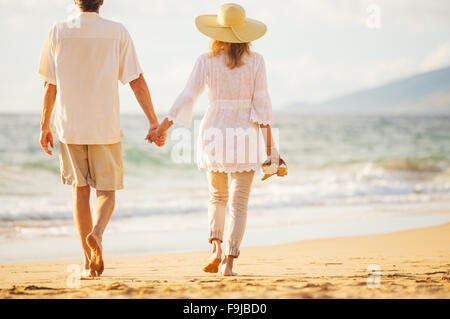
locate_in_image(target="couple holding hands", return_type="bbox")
[39,1,284,277]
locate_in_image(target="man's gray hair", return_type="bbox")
[75,0,102,12]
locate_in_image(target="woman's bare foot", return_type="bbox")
[203,240,222,273]
[86,232,103,277]
[220,255,237,276]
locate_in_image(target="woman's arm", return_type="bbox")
[260,123,279,163]
[157,118,173,134]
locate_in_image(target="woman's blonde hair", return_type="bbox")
[209,40,251,69]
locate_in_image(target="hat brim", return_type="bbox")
[195,15,267,43]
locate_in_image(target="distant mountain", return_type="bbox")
[286,66,450,114]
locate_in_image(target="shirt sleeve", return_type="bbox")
[168,55,207,128]
[38,25,57,85]
[119,27,143,85]
[250,55,272,125]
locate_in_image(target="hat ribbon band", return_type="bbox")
[230,26,244,42]
[206,23,245,42]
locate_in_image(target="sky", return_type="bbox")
[0,0,449,114]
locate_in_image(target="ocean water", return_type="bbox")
[0,114,449,262]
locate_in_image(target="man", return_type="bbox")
[38,0,164,277]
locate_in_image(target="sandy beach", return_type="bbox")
[0,220,449,299]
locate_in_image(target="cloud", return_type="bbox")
[1,0,450,112]
[363,58,415,87]
[420,42,450,72]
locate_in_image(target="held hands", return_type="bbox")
[40,126,54,156]
[145,124,167,147]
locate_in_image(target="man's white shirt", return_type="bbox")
[39,12,143,144]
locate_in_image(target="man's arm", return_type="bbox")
[129,74,164,145]
[40,81,57,156]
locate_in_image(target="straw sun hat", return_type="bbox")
[195,3,267,43]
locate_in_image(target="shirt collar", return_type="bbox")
[78,12,100,19]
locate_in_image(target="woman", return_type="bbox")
[150,3,281,276]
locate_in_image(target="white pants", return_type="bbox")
[206,170,255,258]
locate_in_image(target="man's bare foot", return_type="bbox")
[86,233,103,277]
[220,256,237,276]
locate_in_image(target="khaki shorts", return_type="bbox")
[59,142,124,191]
